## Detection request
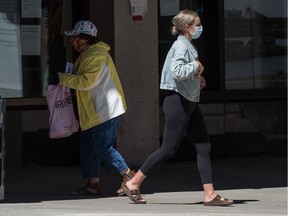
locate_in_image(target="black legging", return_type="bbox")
[140,91,213,184]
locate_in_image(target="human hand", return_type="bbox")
[195,61,204,77]
[55,72,63,84]
[200,76,206,89]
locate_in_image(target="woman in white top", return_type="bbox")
[122,10,234,206]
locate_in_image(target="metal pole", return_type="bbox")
[0,97,6,200]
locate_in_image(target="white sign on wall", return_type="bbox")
[130,0,148,20]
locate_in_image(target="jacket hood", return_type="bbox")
[95,41,110,51]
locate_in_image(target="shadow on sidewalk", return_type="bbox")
[1,155,286,204]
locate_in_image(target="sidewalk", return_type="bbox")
[0,155,287,216]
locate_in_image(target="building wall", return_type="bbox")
[4,1,286,170]
[5,101,286,169]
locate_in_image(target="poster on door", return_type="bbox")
[21,0,41,18]
[21,25,41,56]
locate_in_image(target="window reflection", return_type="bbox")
[0,0,22,97]
[224,0,287,89]
[0,0,72,98]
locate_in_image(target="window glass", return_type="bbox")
[224,0,287,89]
[0,0,72,98]
[0,0,22,97]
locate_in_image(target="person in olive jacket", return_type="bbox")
[58,20,135,196]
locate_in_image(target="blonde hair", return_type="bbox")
[171,9,199,36]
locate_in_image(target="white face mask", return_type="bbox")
[190,25,203,39]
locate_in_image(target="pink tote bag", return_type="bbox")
[46,84,79,139]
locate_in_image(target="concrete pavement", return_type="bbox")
[0,155,287,216]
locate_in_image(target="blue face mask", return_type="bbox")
[190,25,203,39]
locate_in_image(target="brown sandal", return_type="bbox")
[204,195,233,206]
[116,170,136,196]
[116,181,127,196]
[72,182,101,195]
[122,185,146,204]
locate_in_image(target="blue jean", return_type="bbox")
[79,116,128,178]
